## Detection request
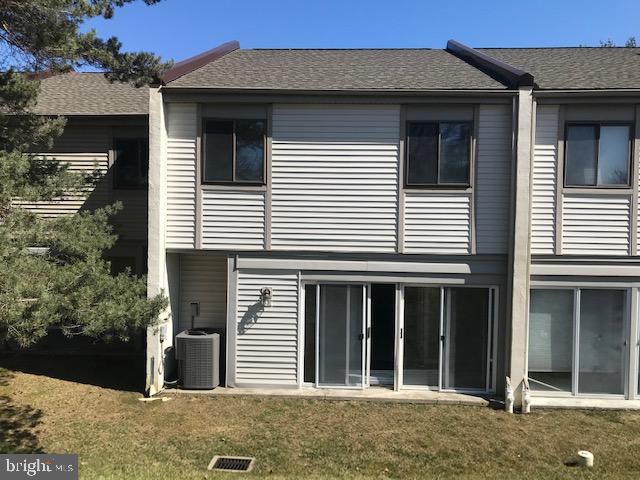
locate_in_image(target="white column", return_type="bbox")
[507,87,534,406]
[145,86,171,396]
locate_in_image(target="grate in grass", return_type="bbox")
[208,456,255,473]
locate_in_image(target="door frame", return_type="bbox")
[396,284,498,394]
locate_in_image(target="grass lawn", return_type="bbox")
[1,355,640,479]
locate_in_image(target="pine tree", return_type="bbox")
[0,0,169,347]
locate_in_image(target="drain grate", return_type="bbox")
[208,456,255,473]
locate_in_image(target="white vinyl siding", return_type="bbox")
[177,254,227,332]
[201,190,265,249]
[271,104,399,253]
[531,105,559,255]
[561,194,631,255]
[403,193,472,254]
[166,103,197,249]
[235,270,298,386]
[475,104,512,254]
[14,127,110,217]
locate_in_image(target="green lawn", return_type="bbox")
[1,355,639,479]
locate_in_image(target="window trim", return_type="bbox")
[112,137,148,190]
[527,286,630,398]
[563,121,634,189]
[404,120,473,189]
[201,117,267,186]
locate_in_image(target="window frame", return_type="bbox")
[404,120,474,189]
[527,286,630,398]
[563,121,634,189]
[112,137,148,190]
[201,117,267,186]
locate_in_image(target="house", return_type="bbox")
[27,40,640,408]
[19,72,150,353]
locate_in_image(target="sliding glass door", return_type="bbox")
[317,284,365,388]
[528,288,628,396]
[401,286,494,392]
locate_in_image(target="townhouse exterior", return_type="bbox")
[28,40,640,408]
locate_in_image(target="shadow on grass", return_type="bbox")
[0,354,145,393]
[0,368,43,454]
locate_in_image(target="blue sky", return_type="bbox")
[83,0,640,63]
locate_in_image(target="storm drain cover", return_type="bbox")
[208,456,255,473]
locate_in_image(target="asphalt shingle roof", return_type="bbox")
[34,72,148,115]
[478,47,640,90]
[166,49,508,90]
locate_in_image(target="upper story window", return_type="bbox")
[565,123,632,188]
[202,119,266,184]
[405,121,472,187]
[113,138,148,189]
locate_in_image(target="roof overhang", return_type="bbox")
[161,41,240,84]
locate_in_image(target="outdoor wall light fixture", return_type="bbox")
[260,287,273,307]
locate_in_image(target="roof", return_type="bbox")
[478,47,640,90]
[165,48,508,90]
[164,41,640,92]
[34,72,148,115]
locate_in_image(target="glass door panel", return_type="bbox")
[403,287,441,387]
[318,284,364,388]
[443,288,489,391]
[578,289,626,395]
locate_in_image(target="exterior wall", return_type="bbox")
[271,104,399,252]
[234,269,299,386]
[176,253,227,333]
[163,100,513,257]
[16,125,110,217]
[403,193,471,253]
[532,103,639,257]
[166,103,197,249]
[475,104,512,254]
[16,120,149,270]
[201,190,266,249]
[224,253,507,390]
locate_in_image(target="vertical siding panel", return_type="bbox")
[178,254,227,332]
[201,190,266,249]
[403,193,472,254]
[562,194,631,255]
[166,103,197,249]
[235,270,298,385]
[531,105,559,254]
[475,104,512,254]
[271,104,399,253]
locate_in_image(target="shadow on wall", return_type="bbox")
[0,368,43,454]
[238,301,264,336]
[0,354,145,393]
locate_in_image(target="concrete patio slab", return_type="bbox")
[162,386,493,406]
[532,397,640,410]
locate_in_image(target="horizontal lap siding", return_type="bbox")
[562,195,631,255]
[235,270,299,385]
[271,105,399,253]
[14,152,109,216]
[201,190,265,249]
[531,106,559,255]
[178,254,227,332]
[404,193,472,254]
[166,103,197,249]
[15,127,110,217]
[475,105,511,254]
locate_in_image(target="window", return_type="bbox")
[565,124,631,187]
[406,121,471,186]
[113,138,148,189]
[528,288,627,396]
[202,119,265,184]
